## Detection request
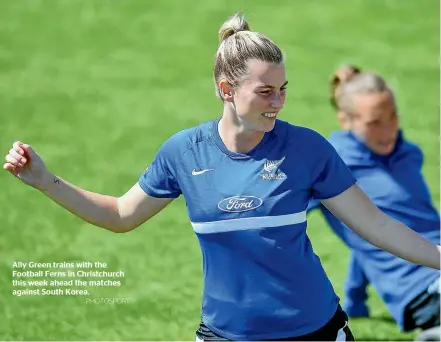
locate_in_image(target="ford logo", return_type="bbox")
[218,196,263,213]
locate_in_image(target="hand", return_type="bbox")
[3,141,50,191]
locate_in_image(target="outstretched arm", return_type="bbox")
[322,184,440,270]
[4,141,174,233]
[42,177,174,233]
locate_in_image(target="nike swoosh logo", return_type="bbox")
[192,169,214,176]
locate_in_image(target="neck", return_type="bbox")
[218,107,265,154]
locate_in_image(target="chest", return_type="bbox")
[178,152,311,222]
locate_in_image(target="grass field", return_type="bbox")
[0,0,439,340]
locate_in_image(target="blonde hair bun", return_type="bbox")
[218,12,251,44]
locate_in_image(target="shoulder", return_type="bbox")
[160,119,215,156]
[275,120,329,147]
[395,134,424,167]
[276,120,335,157]
[400,137,423,158]
[276,122,357,197]
[274,121,342,178]
[328,131,358,152]
[327,131,372,166]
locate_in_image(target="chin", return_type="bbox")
[375,145,395,156]
[260,119,277,132]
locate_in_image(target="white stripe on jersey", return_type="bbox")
[191,211,307,234]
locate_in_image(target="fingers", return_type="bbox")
[5,153,25,168]
[20,142,36,158]
[9,147,26,164]
[12,141,25,156]
[3,162,16,171]
[4,141,28,169]
[3,163,19,179]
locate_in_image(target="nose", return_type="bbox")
[270,92,284,109]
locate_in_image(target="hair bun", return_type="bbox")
[218,12,251,44]
[329,64,361,109]
[332,65,361,84]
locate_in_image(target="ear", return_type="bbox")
[219,79,234,102]
[337,111,351,130]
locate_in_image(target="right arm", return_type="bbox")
[42,175,173,233]
[4,141,174,233]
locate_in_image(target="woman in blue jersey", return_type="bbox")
[3,13,440,341]
[309,65,440,336]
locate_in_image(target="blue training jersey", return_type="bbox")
[309,130,440,330]
[138,118,356,340]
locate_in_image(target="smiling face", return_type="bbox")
[223,59,287,132]
[340,91,399,155]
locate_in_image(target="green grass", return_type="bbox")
[0,0,439,340]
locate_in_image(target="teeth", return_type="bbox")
[262,112,277,118]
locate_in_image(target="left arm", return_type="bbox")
[322,184,440,270]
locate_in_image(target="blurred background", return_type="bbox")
[0,0,439,340]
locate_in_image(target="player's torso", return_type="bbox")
[177,142,310,224]
[352,154,439,224]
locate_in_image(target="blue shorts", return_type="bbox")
[195,305,355,341]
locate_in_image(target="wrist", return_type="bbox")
[37,171,56,193]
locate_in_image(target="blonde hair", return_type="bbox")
[330,64,392,115]
[214,12,284,100]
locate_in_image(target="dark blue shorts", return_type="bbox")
[195,305,355,341]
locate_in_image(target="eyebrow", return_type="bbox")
[257,81,289,89]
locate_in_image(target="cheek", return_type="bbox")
[366,129,383,143]
[392,119,400,133]
[234,93,262,115]
[352,122,369,137]
[353,125,377,145]
[248,95,267,111]
[281,92,287,104]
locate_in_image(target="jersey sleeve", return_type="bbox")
[306,130,357,200]
[138,135,182,198]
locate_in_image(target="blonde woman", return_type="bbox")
[4,13,440,341]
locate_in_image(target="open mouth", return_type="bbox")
[379,140,395,147]
[261,112,277,118]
